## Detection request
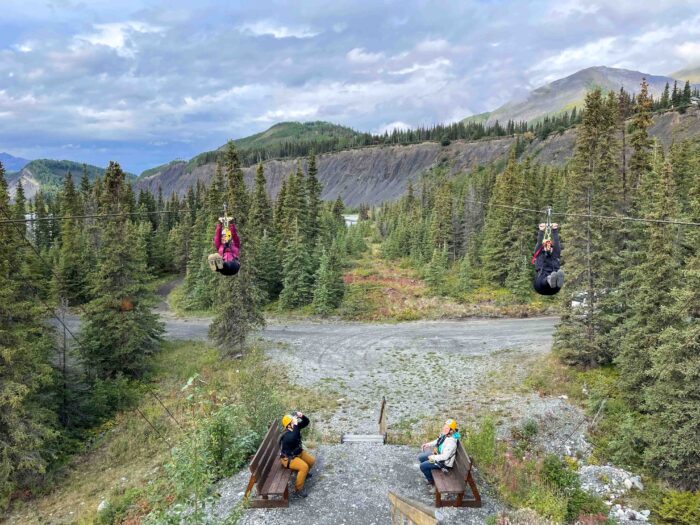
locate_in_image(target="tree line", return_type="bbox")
[374,80,699,489]
[0,143,363,511]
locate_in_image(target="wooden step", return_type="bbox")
[341,434,386,444]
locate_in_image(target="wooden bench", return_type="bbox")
[243,421,293,508]
[431,441,481,508]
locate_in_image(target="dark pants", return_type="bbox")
[418,452,440,484]
[219,258,240,276]
[534,270,560,296]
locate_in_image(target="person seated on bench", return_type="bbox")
[280,411,316,498]
[418,419,461,485]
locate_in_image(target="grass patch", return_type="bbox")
[168,282,213,318]
[5,340,335,524]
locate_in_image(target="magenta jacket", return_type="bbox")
[214,222,240,261]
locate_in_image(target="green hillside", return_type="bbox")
[233,121,361,149]
[17,159,135,195]
[460,111,491,125]
[174,121,364,175]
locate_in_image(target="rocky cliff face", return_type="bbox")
[136,108,700,207]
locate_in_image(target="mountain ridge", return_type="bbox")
[0,152,31,172]
[7,159,135,201]
[469,65,696,126]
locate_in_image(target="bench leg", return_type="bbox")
[244,475,256,499]
[435,491,443,508]
[455,492,464,507]
[466,472,482,508]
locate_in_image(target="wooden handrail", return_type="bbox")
[378,396,387,438]
[388,491,440,525]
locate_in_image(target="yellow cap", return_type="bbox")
[223,228,232,242]
[445,419,458,430]
[282,415,293,428]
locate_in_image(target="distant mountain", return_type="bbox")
[7,159,134,200]
[465,66,694,126]
[670,65,700,83]
[0,152,30,172]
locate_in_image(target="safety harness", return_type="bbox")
[531,206,553,265]
[433,433,459,473]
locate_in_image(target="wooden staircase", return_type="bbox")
[340,397,388,445]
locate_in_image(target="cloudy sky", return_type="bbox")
[2,0,699,173]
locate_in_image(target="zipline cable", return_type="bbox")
[2,197,697,227]
[463,199,700,227]
[0,208,189,224]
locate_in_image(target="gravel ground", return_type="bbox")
[210,443,504,525]
[259,318,559,436]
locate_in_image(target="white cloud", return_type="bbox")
[75,21,162,56]
[675,41,700,63]
[375,121,412,134]
[347,47,384,64]
[528,37,618,84]
[13,42,33,53]
[389,58,452,75]
[240,20,318,39]
[547,0,600,20]
[415,39,449,53]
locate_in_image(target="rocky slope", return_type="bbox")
[136,108,700,207]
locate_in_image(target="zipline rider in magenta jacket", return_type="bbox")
[212,221,241,275]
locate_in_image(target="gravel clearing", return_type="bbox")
[210,443,504,525]
[259,318,559,436]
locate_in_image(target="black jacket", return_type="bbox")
[533,229,561,273]
[280,415,309,458]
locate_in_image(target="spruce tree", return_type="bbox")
[425,244,449,294]
[209,240,265,355]
[480,147,520,286]
[305,152,322,244]
[629,79,653,198]
[660,82,670,109]
[279,221,314,309]
[0,164,57,510]
[223,141,248,226]
[79,162,163,379]
[249,162,273,234]
[429,183,454,253]
[555,89,622,367]
[312,244,344,315]
[641,165,700,487]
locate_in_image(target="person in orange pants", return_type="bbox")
[280,412,316,498]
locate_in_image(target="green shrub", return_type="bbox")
[565,488,607,523]
[542,454,579,493]
[525,484,568,523]
[202,405,258,479]
[656,490,700,525]
[95,487,143,524]
[466,417,498,468]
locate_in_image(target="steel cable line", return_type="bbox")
[463,199,700,227]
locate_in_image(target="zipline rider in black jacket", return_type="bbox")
[532,223,564,295]
[279,412,316,498]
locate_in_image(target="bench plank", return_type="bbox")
[244,421,292,508]
[432,441,481,508]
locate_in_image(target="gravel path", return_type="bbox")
[211,443,504,525]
